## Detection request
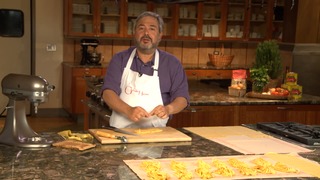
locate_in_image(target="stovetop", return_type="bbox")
[257,122,320,146]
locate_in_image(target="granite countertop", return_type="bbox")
[0,128,319,179]
[183,63,250,70]
[62,62,108,68]
[188,80,320,106]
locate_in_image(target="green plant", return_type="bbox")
[250,67,269,93]
[254,40,282,79]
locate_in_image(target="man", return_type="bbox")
[101,11,189,128]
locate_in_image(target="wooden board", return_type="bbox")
[124,154,317,180]
[246,91,288,100]
[184,126,312,154]
[89,127,192,144]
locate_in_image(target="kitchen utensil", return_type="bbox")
[96,130,127,143]
[101,125,138,136]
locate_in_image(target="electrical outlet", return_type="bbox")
[46,44,57,52]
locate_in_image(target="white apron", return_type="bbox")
[110,48,169,128]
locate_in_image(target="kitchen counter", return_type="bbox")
[62,62,108,68]
[0,128,319,179]
[188,80,320,106]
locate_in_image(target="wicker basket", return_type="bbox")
[208,54,234,67]
[208,44,234,67]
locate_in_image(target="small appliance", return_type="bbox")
[0,73,55,147]
[80,39,101,65]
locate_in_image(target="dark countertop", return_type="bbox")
[183,63,250,70]
[62,62,108,68]
[0,128,319,179]
[188,80,320,106]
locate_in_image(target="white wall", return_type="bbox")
[35,0,63,109]
[0,0,31,111]
[0,0,64,112]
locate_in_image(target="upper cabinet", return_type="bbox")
[64,0,297,42]
[64,0,124,37]
[201,1,222,40]
[272,0,298,43]
[124,1,176,39]
[247,0,271,41]
[223,0,247,40]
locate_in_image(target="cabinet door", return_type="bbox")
[168,106,235,128]
[239,105,308,125]
[272,0,298,43]
[222,0,247,40]
[98,0,124,37]
[176,3,201,40]
[151,3,176,39]
[201,0,223,40]
[123,0,150,38]
[247,0,272,41]
[64,0,124,37]
[64,0,96,36]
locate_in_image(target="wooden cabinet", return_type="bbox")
[185,69,232,79]
[62,64,106,116]
[271,0,298,43]
[239,104,320,125]
[168,106,236,128]
[64,0,124,37]
[124,1,176,39]
[169,104,320,128]
[64,0,298,42]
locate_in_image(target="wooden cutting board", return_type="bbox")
[89,127,192,144]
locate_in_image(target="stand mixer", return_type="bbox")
[0,73,55,148]
[80,39,101,65]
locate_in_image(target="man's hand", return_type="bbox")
[149,105,169,119]
[127,106,150,122]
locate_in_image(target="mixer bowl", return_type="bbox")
[88,52,101,64]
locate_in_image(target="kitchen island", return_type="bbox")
[0,127,319,179]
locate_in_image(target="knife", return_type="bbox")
[101,125,138,136]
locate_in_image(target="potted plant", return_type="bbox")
[251,40,283,91]
[249,67,269,93]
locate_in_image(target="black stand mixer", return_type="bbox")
[0,73,55,147]
[80,39,101,65]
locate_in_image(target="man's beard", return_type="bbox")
[135,35,159,52]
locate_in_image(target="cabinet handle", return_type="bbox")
[277,107,292,110]
[185,108,202,112]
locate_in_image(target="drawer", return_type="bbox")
[185,69,232,79]
[72,68,103,77]
[206,70,232,79]
[185,70,207,77]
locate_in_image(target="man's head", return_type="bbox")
[134,11,163,53]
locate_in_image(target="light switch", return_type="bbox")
[46,44,57,52]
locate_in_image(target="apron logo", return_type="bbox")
[125,86,149,96]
